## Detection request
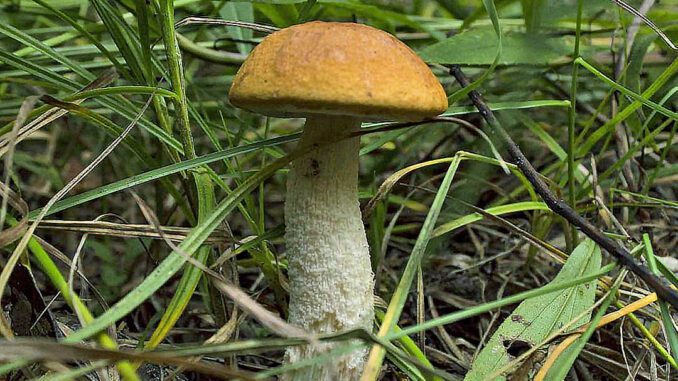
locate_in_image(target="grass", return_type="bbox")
[0,0,677,380]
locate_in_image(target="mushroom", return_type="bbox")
[229,21,447,379]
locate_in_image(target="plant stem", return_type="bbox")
[149,0,216,354]
[567,0,583,249]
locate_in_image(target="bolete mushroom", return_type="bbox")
[229,21,447,379]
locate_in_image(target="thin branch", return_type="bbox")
[447,64,678,310]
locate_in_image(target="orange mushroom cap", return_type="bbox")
[229,21,448,121]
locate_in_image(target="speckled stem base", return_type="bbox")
[283,116,374,380]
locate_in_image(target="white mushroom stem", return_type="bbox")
[284,115,374,379]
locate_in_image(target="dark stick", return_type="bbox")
[448,64,678,310]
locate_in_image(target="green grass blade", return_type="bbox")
[61,145,310,342]
[0,22,93,81]
[29,134,298,219]
[643,234,678,361]
[0,50,183,151]
[388,264,616,340]
[362,156,461,380]
[576,57,678,155]
[30,0,125,73]
[432,201,550,238]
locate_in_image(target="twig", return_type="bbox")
[447,64,678,310]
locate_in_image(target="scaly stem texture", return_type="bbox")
[284,116,374,380]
